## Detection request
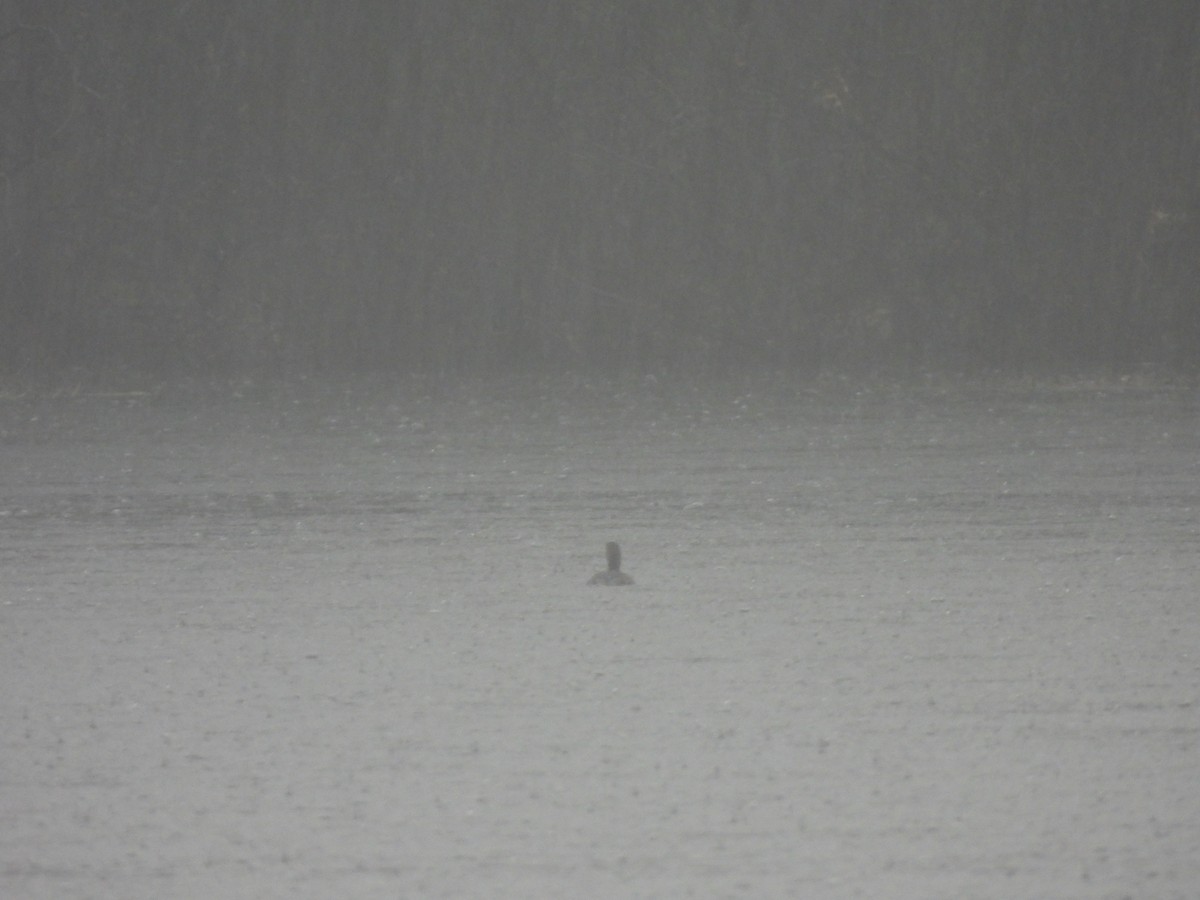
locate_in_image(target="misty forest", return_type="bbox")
[3,1,1199,379]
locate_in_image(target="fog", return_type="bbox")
[2,6,1199,896]
[3,3,1198,378]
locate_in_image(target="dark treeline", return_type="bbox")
[2,1,1198,377]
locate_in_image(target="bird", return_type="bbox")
[588,541,634,585]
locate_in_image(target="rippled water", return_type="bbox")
[2,378,1197,897]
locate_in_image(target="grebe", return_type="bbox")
[588,541,634,585]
